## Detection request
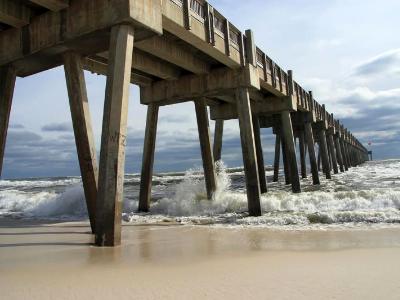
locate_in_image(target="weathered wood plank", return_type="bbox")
[273,134,280,182]
[317,129,332,179]
[327,133,339,174]
[281,111,301,193]
[135,35,210,74]
[213,119,224,162]
[252,114,268,193]
[299,131,307,179]
[195,99,217,200]
[236,88,261,216]
[138,103,159,212]
[334,135,345,172]
[304,122,320,185]
[0,0,31,28]
[63,52,98,233]
[141,65,260,105]
[0,66,16,177]
[95,24,134,247]
[29,0,69,12]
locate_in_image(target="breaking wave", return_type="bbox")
[1,160,400,228]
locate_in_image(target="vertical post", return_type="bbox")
[95,25,134,247]
[63,52,98,233]
[299,131,307,179]
[213,119,224,162]
[183,0,192,30]
[0,66,16,177]
[281,135,291,185]
[334,135,344,172]
[138,104,159,212]
[273,134,280,182]
[252,114,268,193]
[318,129,331,179]
[304,122,320,185]
[281,111,301,193]
[195,98,217,200]
[327,133,339,174]
[236,87,261,216]
[340,139,349,171]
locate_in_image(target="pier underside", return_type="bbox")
[0,0,369,246]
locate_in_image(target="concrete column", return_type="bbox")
[252,115,268,193]
[281,111,301,193]
[95,25,134,247]
[334,135,344,172]
[318,129,332,179]
[304,122,320,185]
[273,134,280,182]
[195,99,217,200]
[63,52,98,233]
[236,87,261,216]
[281,133,291,185]
[0,66,16,178]
[317,147,321,171]
[339,138,349,171]
[213,119,224,162]
[327,133,339,174]
[138,104,159,212]
[299,131,307,179]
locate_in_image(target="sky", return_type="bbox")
[3,0,400,179]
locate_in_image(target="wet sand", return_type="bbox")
[1,218,400,300]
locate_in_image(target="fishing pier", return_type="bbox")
[0,0,369,246]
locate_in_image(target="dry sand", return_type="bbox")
[1,218,400,300]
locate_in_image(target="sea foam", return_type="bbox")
[1,160,400,228]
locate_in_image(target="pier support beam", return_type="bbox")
[299,131,307,179]
[304,122,320,185]
[138,104,159,212]
[317,129,331,179]
[0,66,16,178]
[213,119,224,162]
[281,111,301,193]
[95,25,134,247]
[334,135,344,172]
[327,132,339,174]
[236,87,261,216]
[273,134,280,182]
[281,134,291,185]
[63,52,98,233]
[340,139,349,171]
[195,98,217,200]
[252,115,268,193]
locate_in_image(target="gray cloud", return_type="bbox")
[159,114,191,123]
[354,49,400,76]
[41,122,72,132]
[9,123,25,129]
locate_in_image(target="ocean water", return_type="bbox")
[1,160,400,229]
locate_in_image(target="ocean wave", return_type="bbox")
[1,160,400,228]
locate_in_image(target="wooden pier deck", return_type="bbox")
[0,0,369,246]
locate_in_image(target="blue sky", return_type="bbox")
[3,0,400,179]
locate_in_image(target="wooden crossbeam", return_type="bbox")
[141,64,260,105]
[29,0,69,12]
[0,0,31,28]
[135,35,210,74]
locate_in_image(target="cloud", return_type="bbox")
[159,114,191,123]
[353,49,400,77]
[9,123,25,129]
[41,122,72,132]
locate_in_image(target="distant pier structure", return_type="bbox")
[0,0,369,246]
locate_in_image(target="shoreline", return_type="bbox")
[1,218,400,299]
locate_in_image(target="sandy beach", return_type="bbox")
[1,218,400,300]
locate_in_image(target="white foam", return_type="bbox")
[1,160,400,228]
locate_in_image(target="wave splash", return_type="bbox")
[1,160,400,227]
